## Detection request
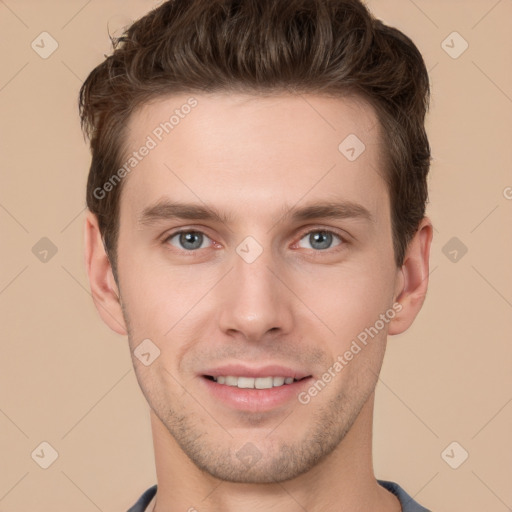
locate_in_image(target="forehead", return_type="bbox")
[119,92,387,224]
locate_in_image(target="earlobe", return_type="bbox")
[84,211,128,335]
[388,217,433,336]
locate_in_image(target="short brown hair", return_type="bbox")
[79,0,431,275]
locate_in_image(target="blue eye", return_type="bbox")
[164,229,344,253]
[167,231,211,251]
[297,230,342,251]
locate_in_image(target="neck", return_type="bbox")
[149,393,401,512]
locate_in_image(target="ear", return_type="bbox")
[84,210,127,335]
[388,217,433,335]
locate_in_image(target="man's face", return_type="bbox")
[115,92,402,483]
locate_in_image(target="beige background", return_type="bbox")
[1,0,511,510]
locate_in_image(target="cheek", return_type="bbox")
[117,243,217,340]
[306,269,393,387]
[117,244,167,334]
[292,259,396,341]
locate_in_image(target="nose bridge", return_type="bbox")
[218,239,292,339]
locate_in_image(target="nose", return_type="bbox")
[217,245,294,342]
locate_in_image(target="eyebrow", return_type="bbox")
[138,199,373,227]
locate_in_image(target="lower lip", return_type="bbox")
[201,376,313,412]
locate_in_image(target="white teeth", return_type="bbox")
[255,377,273,389]
[211,375,299,389]
[225,376,238,386]
[273,376,285,386]
[237,377,255,388]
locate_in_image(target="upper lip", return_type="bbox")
[202,364,311,380]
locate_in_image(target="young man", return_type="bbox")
[80,0,433,510]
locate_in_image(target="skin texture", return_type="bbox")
[85,92,432,512]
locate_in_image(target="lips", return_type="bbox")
[200,364,313,411]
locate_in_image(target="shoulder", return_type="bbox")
[378,480,432,512]
[127,484,157,512]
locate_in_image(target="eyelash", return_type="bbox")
[163,227,348,254]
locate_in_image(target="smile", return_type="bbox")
[204,375,303,389]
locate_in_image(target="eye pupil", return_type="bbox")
[180,232,203,250]
[310,231,332,250]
